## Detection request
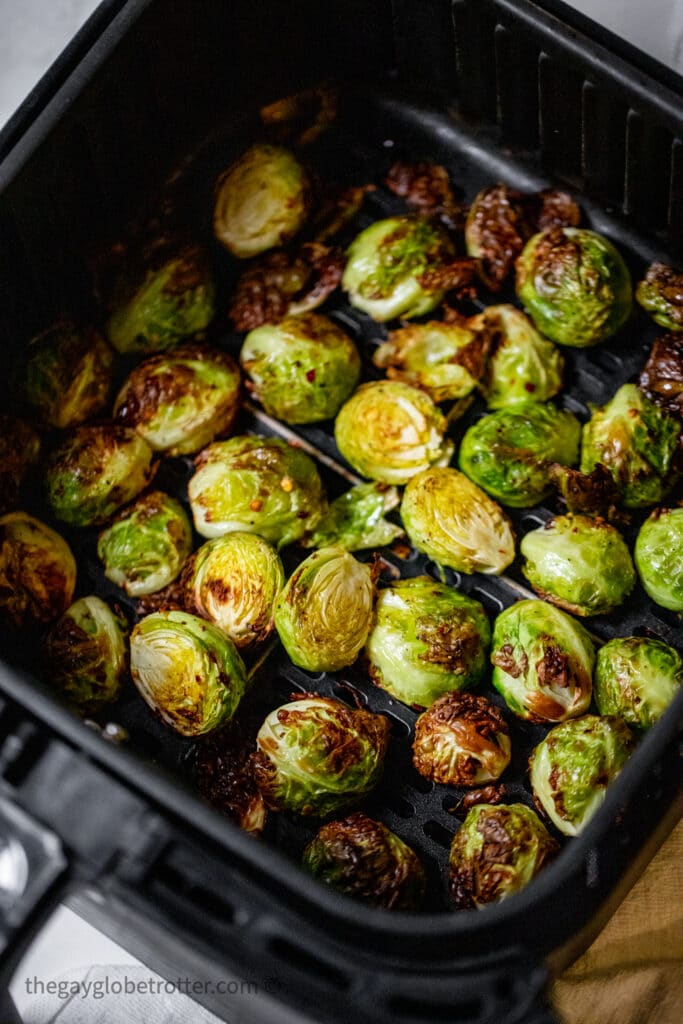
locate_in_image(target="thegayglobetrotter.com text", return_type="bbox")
[24,974,282,1000]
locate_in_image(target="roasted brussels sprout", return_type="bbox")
[274,547,375,672]
[0,512,76,628]
[97,491,192,597]
[412,691,510,785]
[521,514,635,616]
[240,313,360,424]
[476,305,564,408]
[516,228,632,348]
[183,532,284,649]
[634,508,683,611]
[365,577,491,707]
[305,482,402,552]
[529,715,635,836]
[449,803,559,909]
[46,425,155,527]
[385,160,465,232]
[548,463,621,522]
[635,262,683,332]
[465,184,530,291]
[213,144,310,258]
[491,600,594,722]
[639,333,683,417]
[195,716,267,835]
[401,468,516,575]
[372,320,485,403]
[334,381,453,485]
[0,416,40,514]
[459,403,581,508]
[130,610,247,736]
[24,322,114,429]
[252,695,389,816]
[594,636,683,730]
[188,435,325,545]
[303,812,426,910]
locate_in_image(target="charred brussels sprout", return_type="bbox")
[303,813,426,910]
[521,514,635,616]
[635,262,683,332]
[0,512,76,628]
[240,313,359,424]
[639,334,683,418]
[0,416,40,514]
[24,322,114,429]
[465,184,530,290]
[252,696,389,816]
[530,715,635,836]
[516,228,632,348]
[413,692,510,785]
[373,321,483,403]
[130,610,247,736]
[476,305,564,408]
[594,636,683,730]
[305,482,403,552]
[634,508,683,611]
[491,600,594,722]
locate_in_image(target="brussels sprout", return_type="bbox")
[516,228,632,347]
[401,468,516,575]
[342,216,456,321]
[635,262,683,332]
[240,313,360,424]
[529,715,635,836]
[24,322,114,429]
[548,463,621,521]
[183,532,284,648]
[0,416,40,514]
[252,695,389,816]
[372,321,483,403]
[521,514,635,616]
[580,384,679,508]
[594,636,683,730]
[459,403,581,508]
[634,508,683,611]
[465,184,530,290]
[449,803,559,909]
[412,691,510,785]
[130,610,247,736]
[334,381,453,485]
[44,596,127,713]
[213,144,310,258]
[303,812,426,910]
[476,305,564,408]
[196,718,267,835]
[639,333,683,418]
[385,160,464,232]
[46,425,155,527]
[491,600,594,722]
[305,481,403,552]
[188,435,325,545]
[365,577,490,707]
[97,491,192,597]
[274,547,375,672]
[0,512,76,628]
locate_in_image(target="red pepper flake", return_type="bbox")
[250,499,263,512]
[306,369,316,382]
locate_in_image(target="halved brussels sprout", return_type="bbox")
[303,812,426,910]
[372,321,484,403]
[516,228,632,347]
[188,435,325,545]
[196,718,267,835]
[305,482,403,552]
[213,144,310,258]
[529,715,635,836]
[459,403,581,508]
[548,463,621,521]
[240,313,359,424]
[634,508,683,611]
[413,691,510,785]
[635,262,683,332]
[130,610,247,736]
[639,334,683,418]
[521,514,635,616]
[365,577,490,707]
[594,636,683,730]
[252,695,389,816]
[183,532,284,648]
[476,305,564,408]
[0,512,76,628]
[24,322,114,429]
[334,381,453,485]
[97,491,192,597]
[274,547,375,672]
[114,343,241,456]
[0,416,40,514]
[449,803,559,909]
[491,600,594,722]
[465,184,530,290]
[401,468,516,575]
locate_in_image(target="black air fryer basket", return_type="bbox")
[0,2,682,1023]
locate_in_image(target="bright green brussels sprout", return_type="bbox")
[401,468,516,575]
[305,482,403,552]
[240,313,360,424]
[274,547,375,671]
[252,695,389,816]
[635,262,683,332]
[476,305,564,408]
[491,600,594,722]
[334,381,453,485]
[130,610,247,736]
[372,321,482,403]
[302,812,426,910]
[342,216,456,321]
[44,596,127,713]
[412,691,510,785]
[24,322,114,429]
[520,514,635,616]
[213,144,310,259]
[0,416,40,514]
[580,384,679,508]
[635,508,683,611]
[182,532,284,649]
[46,425,155,527]
[459,403,581,508]
[0,512,76,628]
[529,715,635,836]
[516,228,632,348]
[97,491,192,597]
[114,343,241,456]
[365,577,491,707]
[449,803,559,909]
[188,435,325,545]
[594,636,683,730]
